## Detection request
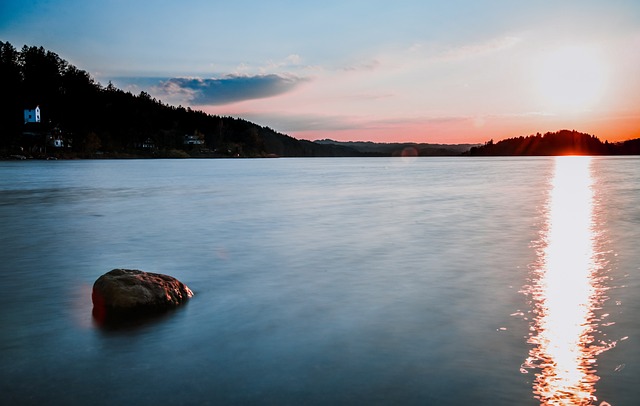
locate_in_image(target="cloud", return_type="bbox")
[155,74,307,105]
[242,113,357,132]
[244,112,478,135]
[263,54,303,71]
[398,35,522,67]
[341,59,381,72]
[433,35,522,62]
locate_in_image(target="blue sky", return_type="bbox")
[2,0,640,142]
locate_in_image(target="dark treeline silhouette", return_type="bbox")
[315,139,479,156]
[468,130,640,156]
[0,41,358,158]
[4,42,638,159]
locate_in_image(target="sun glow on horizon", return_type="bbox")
[534,45,609,115]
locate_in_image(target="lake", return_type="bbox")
[1,156,639,405]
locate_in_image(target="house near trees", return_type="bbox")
[24,106,40,124]
[183,133,205,145]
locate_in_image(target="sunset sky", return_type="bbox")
[1,0,639,143]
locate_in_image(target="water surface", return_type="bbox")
[1,157,638,405]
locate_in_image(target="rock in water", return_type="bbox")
[92,269,193,320]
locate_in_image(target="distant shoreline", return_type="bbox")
[4,151,640,162]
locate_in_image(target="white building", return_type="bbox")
[47,135,64,148]
[24,106,41,124]
[184,134,205,145]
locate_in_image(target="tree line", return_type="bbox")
[3,42,637,159]
[468,130,640,156]
[0,41,357,158]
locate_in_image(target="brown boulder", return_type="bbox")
[92,269,193,320]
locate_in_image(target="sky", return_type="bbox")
[1,0,639,144]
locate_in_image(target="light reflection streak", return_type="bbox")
[523,156,612,405]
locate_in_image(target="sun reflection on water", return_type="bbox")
[523,156,613,405]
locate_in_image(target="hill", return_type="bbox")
[468,130,640,156]
[315,140,478,156]
[0,41,359,158]
[3,42,638,159]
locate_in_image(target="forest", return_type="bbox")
[2,41,638,159]
[0,41,357,158]
[468,130,640,156]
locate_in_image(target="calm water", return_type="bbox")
[1,157,639,405]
